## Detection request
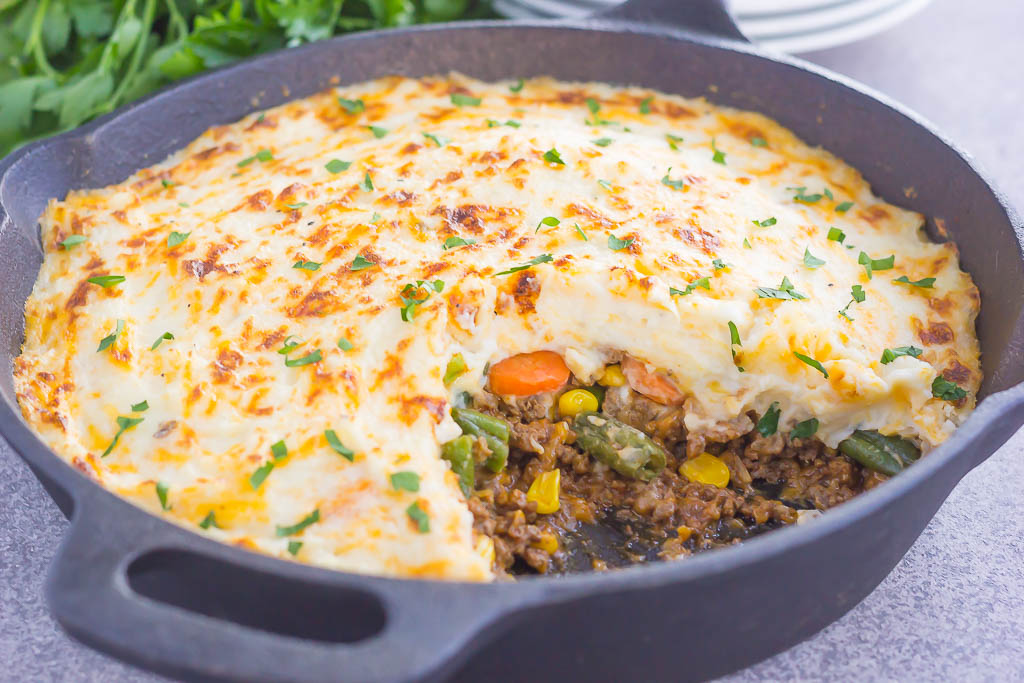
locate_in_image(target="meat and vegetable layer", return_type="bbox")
[14,75,980,580]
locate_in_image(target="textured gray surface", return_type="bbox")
[1,0,1022,681]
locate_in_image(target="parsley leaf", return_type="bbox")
[790,418,819,439]
[586,97,600,114]
[858,252,895,279]
[667,134,684,150]
[827,227,846,242]
[728,320,744,372]
[756,403,781,436]
[293,260,321,271]
[894,275,936,288]
[932,376,967,401]
[325,429,354,461]
[536,216,560,233]
[755,277,806,300]
[338,97,365,114]
[97,319,125,352]
[88,275,125,288]
[278,336,301,355]
[238,149,273,167]
[286,202,308,209]
[101,414,143,457]
[360,172,374,191]
[423,132,449,147]
[608,234,634,251]
[151,331,174,350]
[287,541,303,556]
[337,337,354,351]
[285,350,322,367]
[450,93,481,107]
[881,346,923,364]
[325,159,352,174]
[406,501,430,533]
[276,509,321,537]
[598,179,613,192]
[494,254,553,277]
[710,137,726,164]
[803,247,825,268]
[60,234,86,249]
[250,462,274,489]
[390,471,421,492]
[399,280,443,321]
[510,78,525,93]
[743,238,752,249]
[839,284,866,320]
[167,231,190,248]
[670,277,711,297]
[271,440,288,460]
[793,351,829,378]
[156,482,171,511]
[789,186,827,203]
[713,258,730,270]
[198,511,218,530]
[350,254,376,271]
[593,137,613,147]
[752,217,776,228]
[750,137,767,147]
[367,125,388,139]
[542,148,565,165]
[835,201,854,213]
[443,236,475,249]
[131,400,149,412]
[574,224,588,241]
[639,97,653,114]
[662,168,685,191]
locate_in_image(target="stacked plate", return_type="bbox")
[493,0,934,53]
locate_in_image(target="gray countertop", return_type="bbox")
[1,0,1022,680]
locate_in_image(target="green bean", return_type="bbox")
[441,435,475,497]
[451,407,510,472]
[837,429,920,476]
[570,412,667,482]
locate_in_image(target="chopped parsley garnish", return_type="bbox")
[337,337,354,351]
[167,231,190,248]
[131,400,149,412]
[350,254,376,271]
[789,186,828,203]
[932,376,967,401]
[370,212,382,223]
[286,202,308,210]
[161,179,175,188]
[750,137,767,147]
[237,148,273,167]
[325,429,355,461]
[406,501,430,533]
[593,137,613,147]
[510,78,525,93]
[494,254,553,277]
[151,331,174,350]
[293,260,321,271]
[858,252,895,279]
[450,93,481,107]
[752,217,776,228]
[536,216,560,233]
[839,284,866,320]
[88,275,125,288]
[278,335,301,355]
[444,354,468,386]
[728,320,744,372]
[586,97,600,114]
[101,414,143,457]
[487,119,520,128]
[360,172,374,191]
[894,275,936,288]
[325,159,352,174]
[276,509,321,537]
[97,319,125,352]
[803,247,825,269]
[881,346,923,364]
[271,440,288,460]
[712,258,730,270]
[399,280,444,321]
[390,471,421,492]
[287,541,303,556]
[607,234,634,251]
[790,418,819,439]
[198,511,218,530]
[574,223,588,241]
[178,202,189,208]
[367,126,388,139]
[743,238,752,249]
[542,148,565,165]
[598,179,613,192]
[667,134,684,151]
[639,96,653,114]
[756,402,781,436]
[827,227,846,242]
[835,201,854,213]
[285,349,322,367]
[670,277,711,297]
[443,236,475,249]
[755,276,806,300]
[710,138,726,164]
[60,234,86,249]
[423,132,449,147]
[250,461,275,489]
[338,97,365,114]
[156,482,171,511]
[661,168,685,191]
[793,351,829,378]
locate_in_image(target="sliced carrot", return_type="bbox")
[489,351,570,396]
[621,356,685,405]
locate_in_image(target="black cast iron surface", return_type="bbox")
[0,1,1022,681]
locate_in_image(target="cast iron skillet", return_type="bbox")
[1,1,1022,681]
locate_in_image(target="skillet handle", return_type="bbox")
[597,0,749,43]
[46,496,530,683]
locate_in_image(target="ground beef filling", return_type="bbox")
[468,385,885,577]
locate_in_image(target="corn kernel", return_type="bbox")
[599,364,626,387]
[679,452,731,488]
[676,525,693,542]
[532,533,559,554]
[558,389,599,418]
[526,469,561,514]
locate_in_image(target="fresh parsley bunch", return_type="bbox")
[0,0,490,158]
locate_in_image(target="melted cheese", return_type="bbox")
[14,75,980,581]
